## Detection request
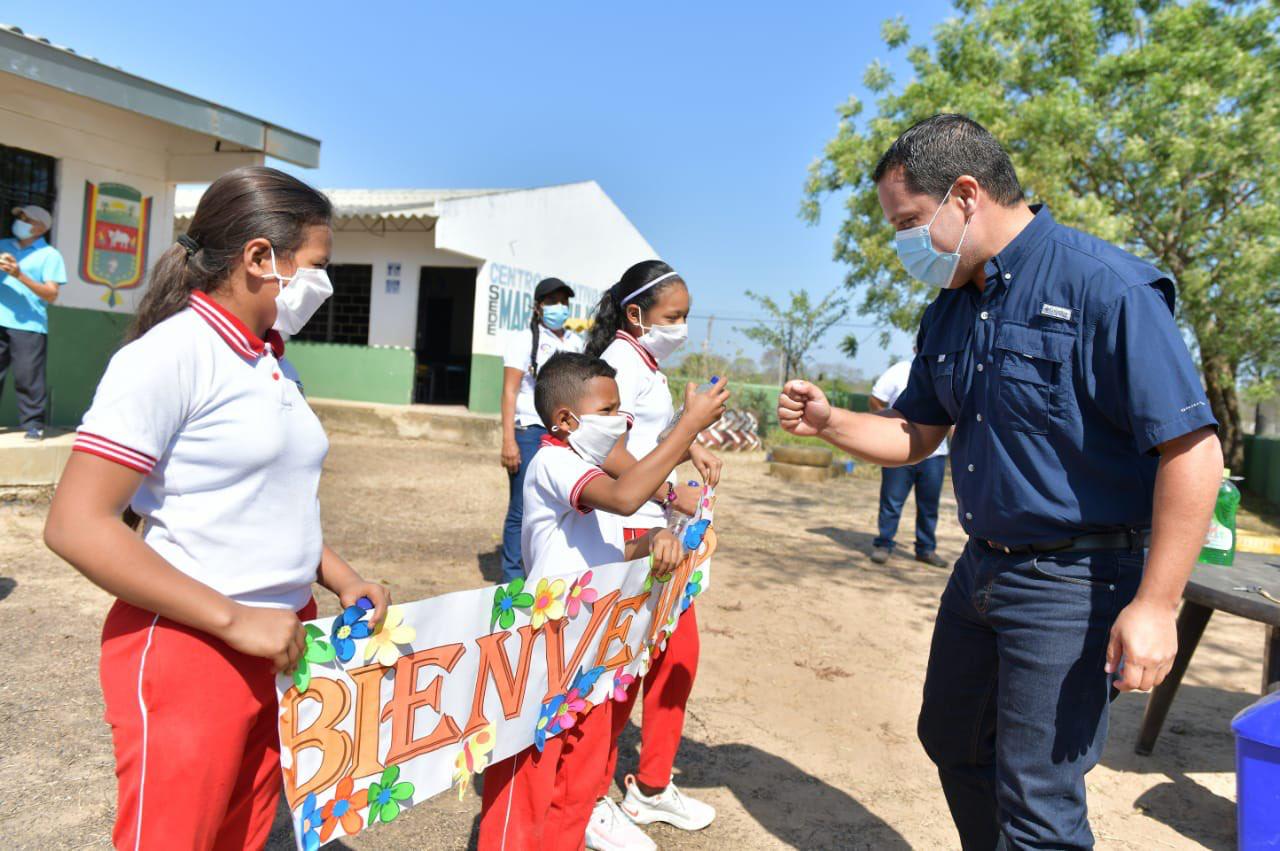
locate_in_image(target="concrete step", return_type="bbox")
[308,398,502,449]
[0,429,73,486]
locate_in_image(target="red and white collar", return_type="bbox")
[189,290,285,360]
[615,330,658,372]
[540,433,570,449]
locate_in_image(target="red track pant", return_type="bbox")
[601,527,701,795]
[100,597,316,851]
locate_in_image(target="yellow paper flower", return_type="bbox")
[529,578,566,629]
[363,605,416,667]
[453,725,496,800]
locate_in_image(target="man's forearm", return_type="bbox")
[18,273,58,303]
[1139,427,1223,609]
[819,408,946,466]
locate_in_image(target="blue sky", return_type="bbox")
[20,0,956,379]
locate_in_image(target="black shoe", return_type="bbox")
[870,547,891,564]
[915,551,949,568]
[23,427,44,442]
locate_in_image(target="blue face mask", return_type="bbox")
[893,184,971,289]
[541,303,571,331]
[11,220,34,240]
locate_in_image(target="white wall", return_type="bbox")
[435,182,659,358]
[0,74,264,314]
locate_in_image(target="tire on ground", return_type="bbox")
[771,445,835,468]
[769,461,833,483]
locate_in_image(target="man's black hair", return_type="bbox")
[872,114,1024,205]
[534,352,617,427]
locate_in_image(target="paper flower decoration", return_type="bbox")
[366,764,415,826]
[294,625,338,693]
[320,775,369,841]
[453,725,496,800]
[565,571,599,618]
[571,664,606,698]
[535,694,566,752]
[611,669,635,702]
[491,578,535,630]
[635,644,653,678]
[330,604,373,663]
[681,570,704,613]
[643,561,674,593]
[299,793,322,851]
[363,606,416,667]
[553,689,588,731]
[530,578,566,629]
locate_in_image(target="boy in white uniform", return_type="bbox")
[480,351,730,851]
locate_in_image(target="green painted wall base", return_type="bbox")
[469,353,503,415]
[1,305,131,429]
[1243,434,1280,507]
[287,343,415,405]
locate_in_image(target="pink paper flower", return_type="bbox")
[611,669,635,702]
[565,570,600,618]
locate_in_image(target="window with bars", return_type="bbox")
[0,143,58,239]
[291,263,371,345]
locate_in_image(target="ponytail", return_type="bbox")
[127,166,331,343]
[528,302,542,378]
[585,259,683,358]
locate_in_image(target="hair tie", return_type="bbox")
[176,233,200,257]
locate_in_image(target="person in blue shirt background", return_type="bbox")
[778,115,1223,850]
[0,204,67,440]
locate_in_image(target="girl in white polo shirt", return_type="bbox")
[44,166,391,851]
[583,259,721,835]
[498,277,584,581]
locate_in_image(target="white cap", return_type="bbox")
[11,205,52,229]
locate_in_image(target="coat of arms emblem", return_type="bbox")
[79,181,152,307]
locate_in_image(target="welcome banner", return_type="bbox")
[276,495,717,849]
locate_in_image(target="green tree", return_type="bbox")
[740,289,847,383]
[838,333,860,360]
[803,0,1280,469]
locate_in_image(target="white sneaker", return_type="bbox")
[585,796,657,851]
[619,774,715,831]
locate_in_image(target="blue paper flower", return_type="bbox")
[330,604,373,663]
[570,665,606,698]
[681,570,704,613]
[299,792,321,851]
[534,694,566,752]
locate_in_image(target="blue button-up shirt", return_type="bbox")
[0,237,66,334]
[894,206,1218,545]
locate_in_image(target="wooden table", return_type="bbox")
[1135,552,1280,755]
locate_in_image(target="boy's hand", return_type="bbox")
[671,482,701,515]
[650,529,684,579]
[220,603,307,673]
[339,580,392,627]
[689,443,722,487]
[683,380,731,432]
[778,380,832,436]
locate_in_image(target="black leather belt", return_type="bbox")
[981,529,1150,556]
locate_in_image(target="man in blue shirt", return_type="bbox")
[0,204,66,439]
[778,115,1222,849]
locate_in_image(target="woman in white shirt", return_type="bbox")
[583,259,720,835]
[498,277,584,581]
[43,167,391,850]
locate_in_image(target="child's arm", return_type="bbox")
[602,441,700,515]
[44,453,306,673]
[316,545,392,626]
[622,528,685,578]
[580,380,730,516]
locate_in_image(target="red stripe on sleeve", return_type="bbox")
[569,468,607,515]
[74,432,156,474]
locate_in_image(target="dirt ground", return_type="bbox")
[0,433,1265,849]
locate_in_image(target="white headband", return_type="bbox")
[620,271,680,305]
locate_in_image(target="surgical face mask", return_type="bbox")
[266,246,333,336]
[541,303,570,331]
[632,310,689,361]
[11,220,34,240]
[565,412,629,467]
[893,184,971,289]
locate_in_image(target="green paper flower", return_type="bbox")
[366,764,415,825]
[491,577,535,630]
[293,624,338,693]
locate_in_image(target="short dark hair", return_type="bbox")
[534,352,617,427]
[872,114,1024,206]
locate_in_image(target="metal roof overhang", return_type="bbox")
[0,27,320,167]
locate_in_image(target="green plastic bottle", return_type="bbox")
[1198,468,1240,566]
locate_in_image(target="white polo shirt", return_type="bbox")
[74,290,329,611]
[521,436,626,581]
[874,359,948,458]
[601,331,674,527]
[503,327,584,428]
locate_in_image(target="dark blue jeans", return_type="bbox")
[500,425,546,582]
[918,541,1144,849]
[875,454,946,555]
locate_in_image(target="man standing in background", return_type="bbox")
[868,353,949,567]
[0,204,66,440]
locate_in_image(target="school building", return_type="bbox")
[0,22,320,428]
[174,183,658,414]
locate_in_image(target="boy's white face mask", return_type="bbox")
[565,412,629,466]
